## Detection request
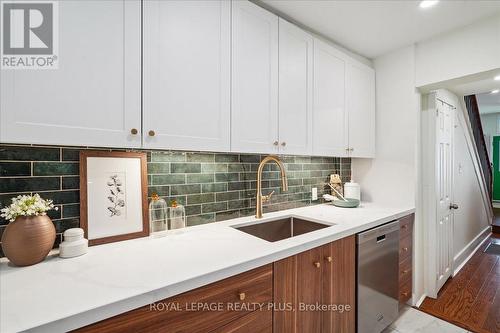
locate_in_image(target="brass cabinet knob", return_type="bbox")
[148,130,156,137]
[325,256,333,263]
[403,247,409,252]
[345,148,350,151]
[281,142,286,147]
[401,224,408,229]
[402,292,409,297]
[238,292,246,301]
[130,128,138,135]
[273,141,279,146]
[350,148,354,151]
[314,261,321,268]
[402,269,409,274]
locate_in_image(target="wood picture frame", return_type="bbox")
[80,151,149,246]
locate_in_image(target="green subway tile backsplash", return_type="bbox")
[0,144,351,256]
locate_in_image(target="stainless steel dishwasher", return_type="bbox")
[357,220,400,333]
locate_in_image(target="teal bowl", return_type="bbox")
[332,198,360,208]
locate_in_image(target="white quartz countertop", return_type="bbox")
[0,202,415,333]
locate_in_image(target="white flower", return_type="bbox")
[0,194,56,222]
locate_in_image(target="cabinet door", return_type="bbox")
[278,18,313,155]
[231,0,279,154]
[142,0,230,151]
[0,0,141,148]
[322,235,356,333]
[346,62,375,158]
[312,38,348,157]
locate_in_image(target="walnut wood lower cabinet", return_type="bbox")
[75,236,355,333]
[399,214,414,306]
[274,235,356,333]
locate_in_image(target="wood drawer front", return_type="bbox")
[399,214,414,239]
[212,308,272,333]
[399,256,412,283]
[75,265,273,333]
[399,278,412,304]
[399,234,412,261]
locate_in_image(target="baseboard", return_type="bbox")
[493,201,500,209]
[414,293,427,308]
[453,227,491,276]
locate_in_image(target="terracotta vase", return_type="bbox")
[1,215,56,266]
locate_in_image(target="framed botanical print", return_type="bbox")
[80,151,149,245]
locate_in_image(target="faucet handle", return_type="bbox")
[262,190,275,203]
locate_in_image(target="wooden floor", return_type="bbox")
[419,232,500,333]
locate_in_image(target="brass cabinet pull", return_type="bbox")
[148,130,156,137]
[281,142,286,147]
[314,261,321,268]
[325,256,333,263]
[130,128,138,135]
[345,148,350,151]
[401,224,408,229]
[402,269,409,274]
[402,292,409,297]
[273,141,279,146]
[403,247,409,252]
[350,148,354,151]
[238,292,246,301]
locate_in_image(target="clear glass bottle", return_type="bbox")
[168,200,186,230]
[149,193,168,232]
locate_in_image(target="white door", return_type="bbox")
[346,62,376,158]
[278,18,313,156]
[0,0,141,148]
[312,38,348,157]
[434,100,454,292]
[143,0,230,151]
[231,0,279,154]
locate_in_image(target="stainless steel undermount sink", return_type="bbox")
[233,217,331,242]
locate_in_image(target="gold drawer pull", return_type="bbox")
[238,292,246,301]
[401,224,408,229]
[314,261,321,268]
[401,292,409,297]
[325,256,333,263]
[403,247,409,252]
[402,269,409,274]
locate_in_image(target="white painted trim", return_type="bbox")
[493,202,500,208]
[453,228,491,276]
[415,293,428,308]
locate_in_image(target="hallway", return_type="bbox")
[419,232,500,333]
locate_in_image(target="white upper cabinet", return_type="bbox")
[346,62,376,158]
[312,38,348,157]
[0,0,141,148]
[231,0,279,154]
[278,19,313,156]
[142,0,231,151]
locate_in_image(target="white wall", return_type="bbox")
[480,113,499,161]
[351,45,419,207]
[415,14,500,87]
[452,103,491,270]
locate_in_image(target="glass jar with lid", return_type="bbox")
[168,200,186,230]
[149,193,168,232]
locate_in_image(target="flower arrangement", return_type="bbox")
[0,194,58,222]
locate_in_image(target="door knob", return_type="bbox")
[450,203,459,210]
[130,128,138,135]
[148,130,156,137]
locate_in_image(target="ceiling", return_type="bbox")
[259,0,500,59]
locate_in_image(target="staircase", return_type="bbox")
[464,95,499,233]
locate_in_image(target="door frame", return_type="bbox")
[421,90,456,299]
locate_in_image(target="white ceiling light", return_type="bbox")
[492,89,500,94]
[419,0,439,9]
[495,75,500,81]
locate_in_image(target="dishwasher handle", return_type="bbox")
[357,220,400,244]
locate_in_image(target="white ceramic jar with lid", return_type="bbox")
[344,180,361,200]
[59,228,88,258]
